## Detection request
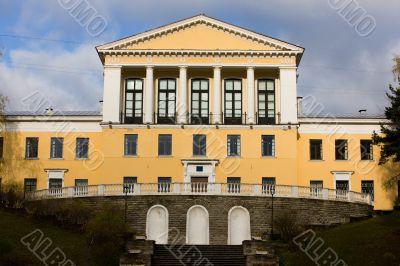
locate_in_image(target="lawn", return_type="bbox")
[277,211,400,266]
[0,209,91,266]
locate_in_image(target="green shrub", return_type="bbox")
[274,211,304,242]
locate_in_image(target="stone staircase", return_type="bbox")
[152,244,246,266]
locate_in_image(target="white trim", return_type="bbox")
[146,205,169,244]
[182,160,219,183]
[97,15,304,52]
[186,205,209,245]
[227,206,251,245]
[105,63,298,68]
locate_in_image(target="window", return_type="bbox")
[361,181,374,201]
[158,134,172,156]
[124,79,143,124]
[224,79,242,124]
[74,179,88,195]
[310,181,323,197]
[336,180,349,191]
[49,179,62,189]
[191,79,209,124]
[257,79,275,124]
[310,139,323,160]
[335,139,348,160]
[261,135,275,157]
[25,137,39,159]
[76,138,89,159]
[124,134,138,156]
[360,140,373,160]
[0,137,3,159]
[227,135,241,156]
[227,177,241,193]
[24,178,37,193]
[193,134,206,156]
[50,137,63,159]
[262,177,276,194]
[123,177,137,193]
[158,177,171,193]
[158,78,176,124]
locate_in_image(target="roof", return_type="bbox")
[5,110,101,117]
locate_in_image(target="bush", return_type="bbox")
[274,211,304,242]
[0,181,24,209]
[85,203,127,266]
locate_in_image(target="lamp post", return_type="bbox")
[270,185,276,239]
[123,184,129,224]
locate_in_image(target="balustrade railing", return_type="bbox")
[25,183,373,205]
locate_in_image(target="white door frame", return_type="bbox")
[332,171,354,190]
[182,160,219,183]
[146,205,169,244]
[186,205,209,244]
[227,206,251,245]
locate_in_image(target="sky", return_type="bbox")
[0,0,399,115]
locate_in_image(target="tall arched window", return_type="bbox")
[257,79,275,124]
[224,79,242,125]
[124,79,143,124]
[191,79,209,124]
[158,78,176,124]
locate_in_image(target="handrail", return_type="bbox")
[25,183,373,205]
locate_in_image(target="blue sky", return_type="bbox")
[0,0,399,115]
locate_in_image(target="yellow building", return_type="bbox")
[1,14,398,218]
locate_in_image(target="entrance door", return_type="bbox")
[191,177,208,192]
[187,206,209,244]
[336,180,349,199]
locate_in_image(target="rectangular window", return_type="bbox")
[0,137,3,159]
[158,78,176,124]
[335,139,348,160]
[74,179,88,195]
[227,177,241,193]
[361,180,374,201]
[76,138,89,159]
[310,180,323,197]
[257,79,275,124]
[360,140,373,160]
[24,178,37,193]
[124,134,138,156]
[227,135,241,156]
[191,79,209,124]
[25,137,39,159]
[193,134,206,156]
[123,176,137,193]
[50,137,63,159]
[310,139,322,160]
[262,177,276,194]
[49,179,62,189]
[158,177,171,193]
[224,79,242,125]
[124,79,143,124]
[262,135,275,157]
[158,134,172,156]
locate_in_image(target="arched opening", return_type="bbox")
[228,206,251,245]
[146,205,169,244]
[186,205,209,244]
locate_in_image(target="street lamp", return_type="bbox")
[270,185,276,239]
[123,184,129,224]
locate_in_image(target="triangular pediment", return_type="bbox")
[97,14,304,52]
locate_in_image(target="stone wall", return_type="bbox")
[28,195,372,245]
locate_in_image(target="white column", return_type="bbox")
[144,66,154,124]
[279,67,298,124]
[178,66,188,124]
[246,67,255,124]
[102,66,122,123]
[213,66,222,124]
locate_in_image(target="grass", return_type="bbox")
[277,211,400,266]
[0,209,91,266]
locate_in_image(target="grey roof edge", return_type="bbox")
[5,110,102,116]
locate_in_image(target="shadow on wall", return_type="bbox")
[380,162,400,205]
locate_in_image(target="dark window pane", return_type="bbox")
[227,177,241,193]
[158,177,171,192]
[310,139,322,160]
[310,180,323,196]
[258,79,275,124]
[49,179,62,189]
[25,137,39,159]
[227,135,240,156]
[193,134,206,156]
[224,79,242,124]
[158,79,176,124]
[261,135,275,156]
[50,138,63,159]
[191,79,209,124]
[262,177,276,194]
[361,180,374,201]
[360,140,373,160]
[125,134,138,156]
[335,139,348,160]
[158,134,172,156]
[24,179,37,192]
[76,138,89,159]
[124,79,143,124]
